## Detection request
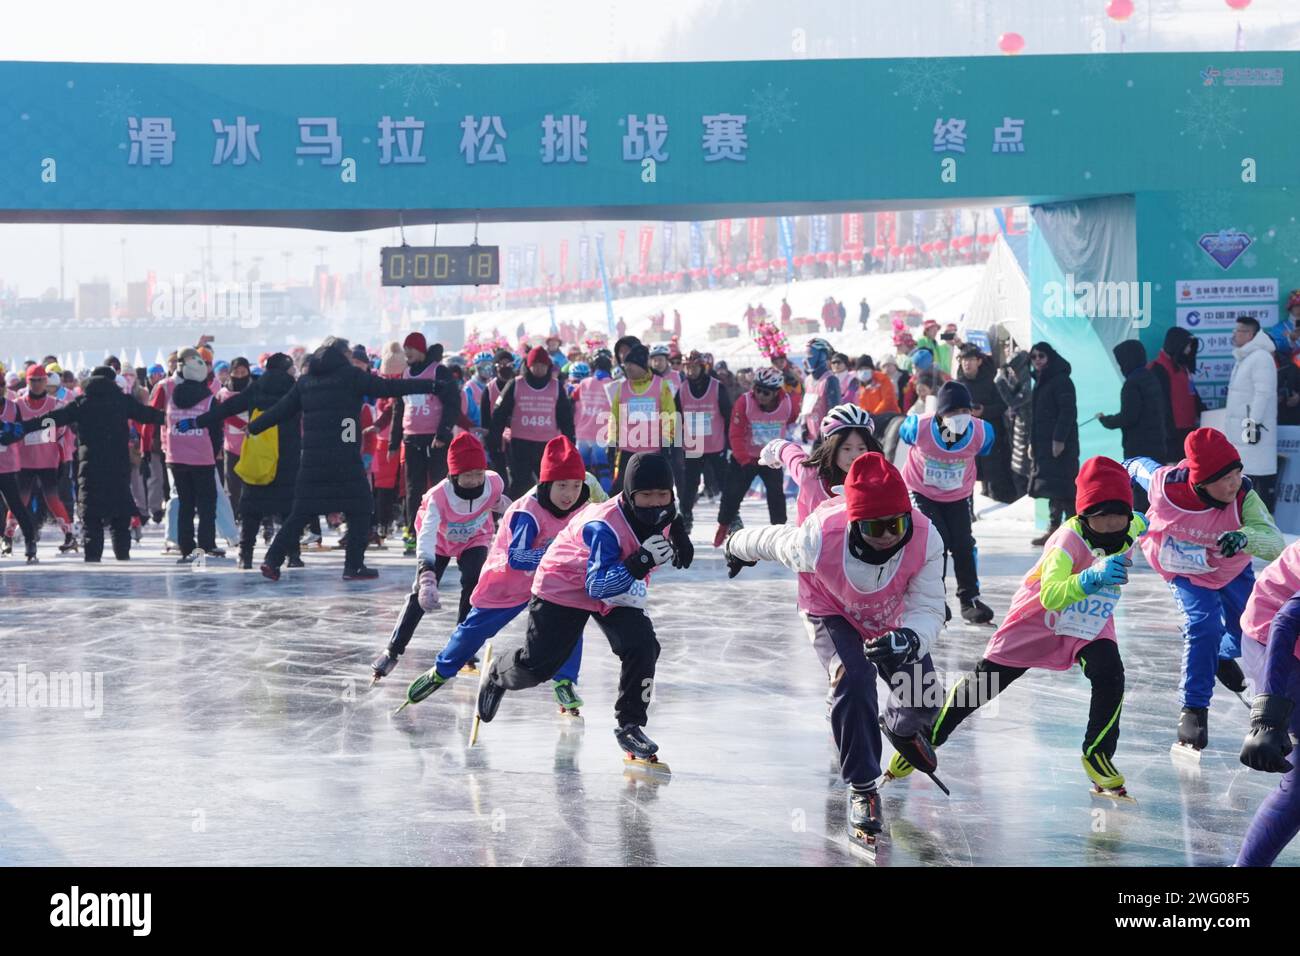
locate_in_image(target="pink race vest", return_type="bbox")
[466,378,487,426]
[472,493,575,609]
[740,391,792,461]
[1240,542,1300,660]
[414,471,504,558]
[216,386,249,455]
[779,441,834,525]
[984,524,1129,672]
[615,379,663,453]
[1140,463,1250,588]
[801,371,835,442]
[161,378,215,466]
[679,377,725,455]
[573,377,612,444]
[401,363,442,436]
[15,394,63,470]
[798,500,933,642]
[901,414,986,503]
[510,377,559,442]
[533,497,654,615]
[0,401,21,474]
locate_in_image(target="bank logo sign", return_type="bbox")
[1198,230,1252,270]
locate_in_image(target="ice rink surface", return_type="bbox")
[1,496,1295,867]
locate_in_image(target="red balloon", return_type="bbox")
[1106,0,1133,22]
[998,32,1025,55]
[1225,0,1251,9]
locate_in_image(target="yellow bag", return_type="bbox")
[233,408,279,486]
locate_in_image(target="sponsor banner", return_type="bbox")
[1176,277,1277,304]
[1176,304,1277,331]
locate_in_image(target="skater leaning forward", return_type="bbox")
[1126,427,1283,753]
[724,452,946,846]
[475,451,693,766]
[1235,540,1300,866]
[371,431,509,682]
[919,457,1147,799]
[394,436,603,715]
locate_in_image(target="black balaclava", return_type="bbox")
[537,480,591,519]
[619,452,677,540]
[450,476,483,501]
[1079,501,1135,553]
[847,516,914,566]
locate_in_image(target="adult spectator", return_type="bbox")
[957,344,1016,503]
[1225,315,1279,511]
[1148,326,1204,458]
[1099,340,1167,463]
[994,350,1033,501]
[1028,342,1079,546]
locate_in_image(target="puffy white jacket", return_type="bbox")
[726,512,946,659]
[1225,330,1278,476]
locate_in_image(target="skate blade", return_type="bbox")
[392,700,412,715]
[1170,742,1203,765]
[557,706,583,719]
[468,642,493,748]
[460,663,480,676]
[848,830,879,862]
[623,755,671,779]
[1090,785,1137,804]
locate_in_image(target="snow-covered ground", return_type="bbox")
[0,495,1291,867]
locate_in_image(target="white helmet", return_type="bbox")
[649,343,671,357]
[821,403,875,436]
[754,367,784,390]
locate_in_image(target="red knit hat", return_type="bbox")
[539,436,585,482]
[447,432,487,474]
[403,332,427,354]
[844,452,911,520]
[25,364,47,382]
[1185,427,1241,485]
[1075,456,1133,515]
[526,346,552,368]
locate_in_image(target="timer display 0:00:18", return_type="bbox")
[379,245,500,286]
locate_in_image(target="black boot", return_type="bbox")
[1216,658,1247,694]
[960,598,995,625]
[1178,706,1209,750]
[848,785,883,836]
[614,724,659,759]
[1031,525,1058,547]
[477,670,506,723]
[371,649,399,683]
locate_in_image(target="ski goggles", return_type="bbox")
[855,514,910,538]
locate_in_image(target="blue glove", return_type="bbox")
[176,418,196,434]
[363,454,374,471]
[0,421,21,438]
[1078,554,1130,594]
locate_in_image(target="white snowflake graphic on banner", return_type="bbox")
[1175,190,1239,235]
[565,87,600,115]
[1175,88,1246,150]
[378,66,459,108]
[888,58,965,112]
[1272,218,1300,266]
[97,85,140,124]
[743,84,797,133]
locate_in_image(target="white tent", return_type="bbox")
[962,233,1031,350]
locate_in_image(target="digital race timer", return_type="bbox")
[379,245,500,286]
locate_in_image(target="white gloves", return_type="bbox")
[758,438,785,469]
[641,534,675,566]
[417,570,441,611]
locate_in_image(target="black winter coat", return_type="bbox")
[1028,352,1080,501]
[958,354,1018,502]
[994,351,1033,487]
[1099,340,1168,462]
[13,372,164,519]
[195,369,300,514]
[248,347,433,515]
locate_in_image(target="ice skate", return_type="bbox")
[287,554,305,569]
[1216,658,1253,709]
[847,786,882,859]
[711,517,742,549]
[1170,706,1208,764]
[469,642,497,747]
[260,562,281,582]
[402,532,416,558]
[370,649,399,686]
[393,666,448,713]
[880,724,949,795]
[460,655,480,676]
[960,598,995,626]
[1,535,11,556]
[58,531,78,553]
[301,531,326,551]
[342,565,379,581]
[552,679,584,716]
[617,724,670,776]
[367,531,385,550]
[26,551,39,564]
[1082,752,1135,803]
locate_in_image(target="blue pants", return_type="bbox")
[577,441,610,493]
[1167,564,1255,709]
[435,602,583,684]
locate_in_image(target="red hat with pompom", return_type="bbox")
[447,432,487,475]
[539,436,585,482]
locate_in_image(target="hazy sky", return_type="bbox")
[1,0,1295,298]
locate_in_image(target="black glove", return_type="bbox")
[669,516,694,569]
[863,627,921,667]
[622,534,673,580]
[1240,694,1295,773]
[722,533,756,579]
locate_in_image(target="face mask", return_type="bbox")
[631,499,676,529]
[1081,523,1132,555]
[807,353,827,374]
[942,413,971,436]
[181,358,208,382]
[856,369,872,383]
[230,375,250,391]
[451,476,483,500]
